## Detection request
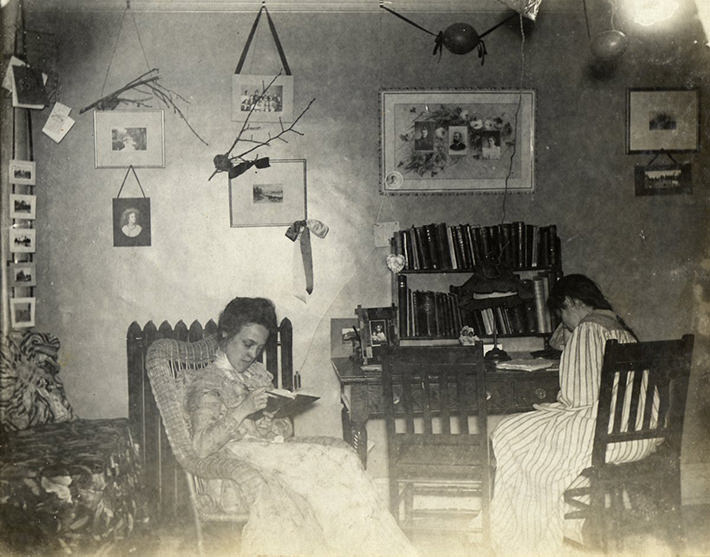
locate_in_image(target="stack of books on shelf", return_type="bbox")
[390,221,560,271]
[397,273,556,340]
[397,275,463,339]
[453,274,555,337]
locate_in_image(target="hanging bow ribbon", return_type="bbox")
[213,155,270,179]
[285,219,329,297]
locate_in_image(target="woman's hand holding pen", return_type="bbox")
[235,387,269,419]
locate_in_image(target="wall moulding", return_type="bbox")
[25,0,576,14]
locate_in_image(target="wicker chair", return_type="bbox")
[145,320,293,555]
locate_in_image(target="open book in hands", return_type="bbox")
[264,388,319,419]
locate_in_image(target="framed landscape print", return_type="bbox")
[10,193,36,219]
[380,89,535,194]
[10,297,35,328]
[9,159,36,185]
[9,262,36,287]
[94,110,165,168]
[627,88,700,153]
[634,162,692,196]
[232,74,294,123]
[9,228,35,253]
[230,159,306,227]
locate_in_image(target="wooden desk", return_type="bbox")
[331,356,560,466]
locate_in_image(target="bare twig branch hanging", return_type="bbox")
[209,72,315,181]
[80,68,208,146]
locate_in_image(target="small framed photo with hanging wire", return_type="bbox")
[94,109,165,168]
[113,197,151,247]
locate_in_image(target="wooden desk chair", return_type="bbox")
[145,319,292,555]
[563,335,694,553]
[382,344,491,545]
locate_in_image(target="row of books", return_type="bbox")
[398,274,556,339]
[456,275,556,336]
[397,275,464,339]
[391,222,560,272]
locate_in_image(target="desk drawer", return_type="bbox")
[487,371,558,413]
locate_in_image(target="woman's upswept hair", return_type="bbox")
[547,274,613,314]
[217,297,278,346]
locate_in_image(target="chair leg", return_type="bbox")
[192,507,205,557]
[404,484,414,526]
[389,477,399,521]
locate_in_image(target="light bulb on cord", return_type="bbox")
[624,0,680,26]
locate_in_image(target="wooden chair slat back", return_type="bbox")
[592,335,694,467]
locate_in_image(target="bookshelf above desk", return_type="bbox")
[390,221,562,343]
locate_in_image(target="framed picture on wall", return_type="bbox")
[10,297,35,328]
[380,89,535,194]
[112,197,151,247]
[94,110,165,168]
[9,228,35,253]
[229,159,306,227]
[10,193,36,220]
[9,262,36,287]
[232,74,294,123]
[9,159,36,185]
[627,88,700,153]
[634,162,692,196]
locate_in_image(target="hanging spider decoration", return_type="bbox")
[209,72,315,181]
[380,5,522,65]
[80,68,208,145]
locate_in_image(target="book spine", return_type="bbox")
[548,224,559,268]
[425,224,439,270]
[455,225,469,269]
[532,276,551,333]
[436,222,452,270]
[410,226,421,270]
[414,226,430,270]
[530,225,539,268]
[464,224,477,268]
[446,225,458,270]
[514,221,525,268]
[397,274,408,337]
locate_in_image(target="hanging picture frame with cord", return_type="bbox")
[380,89,535,194]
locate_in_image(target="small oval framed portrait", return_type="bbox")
[113,197,151,247]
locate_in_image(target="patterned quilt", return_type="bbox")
[0,418,149,555]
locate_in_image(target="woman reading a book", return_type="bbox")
[186,296,417,557]
[489,274,659,556]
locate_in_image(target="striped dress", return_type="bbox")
[489,310,659,556]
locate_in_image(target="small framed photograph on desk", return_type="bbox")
[355,305,397,364]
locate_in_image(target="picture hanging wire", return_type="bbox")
[645,149,680,168]
[499,12,527,228]
[234,4,291,76]
[115,165,147,199]
[99,1,151,99]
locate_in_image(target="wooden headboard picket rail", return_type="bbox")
[126,317,293,522]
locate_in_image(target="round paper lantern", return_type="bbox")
[442,22,480,55]
[590,30,628,62]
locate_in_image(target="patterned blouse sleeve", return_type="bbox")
[189,388,248,458]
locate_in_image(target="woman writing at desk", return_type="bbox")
[489,274,660,555]
[186,296,417,557]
